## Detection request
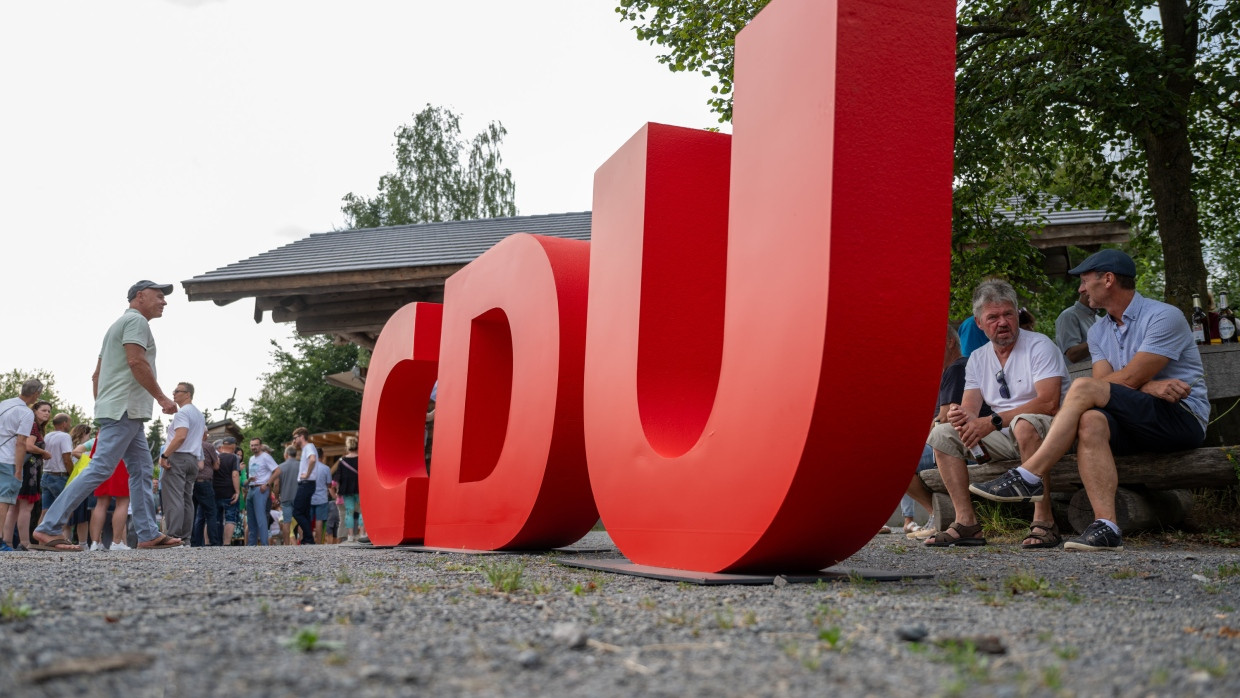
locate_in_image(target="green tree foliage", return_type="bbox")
[618,1,1240,316]
[241,334,364,449]
[0,369,90,427]
[341,104,518,229]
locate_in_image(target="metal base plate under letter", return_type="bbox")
[555,558,933,586]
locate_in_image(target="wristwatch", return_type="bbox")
[990,413,1003,430]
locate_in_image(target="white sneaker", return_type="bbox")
[90,542,103,551]
[110,542,131,551]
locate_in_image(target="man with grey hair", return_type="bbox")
[971,250,1208,551]
[32,281,183,551]
[923,279,1070,548]
[0,379,43,552]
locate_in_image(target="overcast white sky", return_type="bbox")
[1,0,720,422]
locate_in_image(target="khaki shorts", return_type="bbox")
[926,413,1054,461]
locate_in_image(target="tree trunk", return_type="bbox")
[1143,0,1208,314]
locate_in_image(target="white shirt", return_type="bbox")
[167,402,205,458]
[298,442,317,478]
[0,397,34,465]
[248,451,279,486]
[44,430,73,474]
[964,330,1069,414]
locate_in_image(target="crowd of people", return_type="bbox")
[3,251,1213,555]
[899,249,1209,552]
[1,280,367,552]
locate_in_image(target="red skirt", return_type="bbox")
[94,460,130,499]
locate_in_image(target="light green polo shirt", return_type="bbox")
[94,308,157,421]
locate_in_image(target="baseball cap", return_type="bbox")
[221,436,237,445]
[128,280,174,301]
[1068,249,1136,277]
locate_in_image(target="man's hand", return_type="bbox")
[231,493,239,505]
[948,404,996,449]
[1141,378,1192,403]
[260,484,268,493]
[158,396,177,415]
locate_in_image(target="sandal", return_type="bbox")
[924,521,986,547]
[137,534,183,549]
[29,537,83,552]
[1021,521,1062,549]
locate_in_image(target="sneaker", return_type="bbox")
[969,468,1043,503]
[908,517,937,540]
[90,542,103,551]
[1064,520,1124,552]
[109,542,132,551]
[0,542,13,552]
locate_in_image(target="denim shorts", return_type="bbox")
[281,503,295,522]
[312,503,330,522]
[217,499,240,524]
[41,472,69,509]
[0,465,19,505]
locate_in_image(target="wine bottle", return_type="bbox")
[1191,294,1211,345]
[1219,291,1237,343]
[967,441,991,465]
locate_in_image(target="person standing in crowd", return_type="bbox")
[6,401,53,549]
[39,413,76,542]
[33,281,183,551]
[291,427,317,545]
[311,454,333,544]
[213,437,241,545]
[159,382,205,542]
[89,451,132,551]
[190,432,220,547]
[67,424,94,546]
[272,445,300,545]
[0,379,43,552]
[246,437,279,546]
[334,436,362,542]
[1054,289,1098,363]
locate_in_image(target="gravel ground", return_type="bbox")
[1,531,1238,697]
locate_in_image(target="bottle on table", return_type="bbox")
[1219,290,1237,343]
[1191,293,1211,345]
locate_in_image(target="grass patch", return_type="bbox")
[974,501,1029,542]
[883,543,907,554]
[285,626,342,652]
[1110,567,1139,579]
[1217,562,1240,578]
[335,567,352,584]
[939,579,962,595]
[0,590,33,622]
[481,561,524,592]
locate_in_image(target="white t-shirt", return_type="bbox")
[167,402,205,458]
[0,397,34,465]
[964,330,1069,415]
[44,430,74,474]
[299,442,317,478]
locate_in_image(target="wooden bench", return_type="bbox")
[918,447,1239,533]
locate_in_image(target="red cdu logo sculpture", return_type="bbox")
[358,0,955,573]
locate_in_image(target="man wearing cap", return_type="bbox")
[31,281,183,551]
[970,250,1208,551]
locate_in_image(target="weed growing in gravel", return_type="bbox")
[715,607,735,629]
[529,581,551,594]
[1053,645,1079,660]
[570,580,598,595]
[1149,667,1170,686]
[367,570,394,579]
[638,597,657,610]
[1218,562,1240,578]
[1041,665,1063,690]
[1186,656,1227,678]
[966,575,991,592]
[285,627,342,653]
[676,581,692,591]
[809,602,842,628]
[259,600,271,616]
[1003,569,1050,596]
[847,571,877,592]
[408,582,435,593]
[933,639,991,682]
[482,561,525,592]
[0,590,33,622]
[883,543,907,554]
[818,626,842,649]
[974,501,1028,542]
[939,579,961,595]
[1110,567,1139,579]
[336,568,352,584]
[742,609,758,626]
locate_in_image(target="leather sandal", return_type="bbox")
[1021,521,1062,549]
[924,521,986,547]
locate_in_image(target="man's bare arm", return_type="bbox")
[12,438,26,479]
[92,357,101,400]
[1064,342,1091,364]
[164,426,187,456]
[1092,351,1170,390]
[61,453,74,471]
[123,343,176,414]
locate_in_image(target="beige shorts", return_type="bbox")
[926,413,1054,461]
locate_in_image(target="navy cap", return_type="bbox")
[127,280,174,301]
[1068,249,1136,277]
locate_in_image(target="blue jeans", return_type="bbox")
[35,415,160,543]
[246,485,270,545]
[901,444,938,518]
[191,481,220,547]
[41,472,69,511]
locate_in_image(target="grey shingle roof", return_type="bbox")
[186,211,592,285]
[994,196,1117,226]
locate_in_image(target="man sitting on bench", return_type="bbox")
[970,250,1209,552]
[923,279,1069,548]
